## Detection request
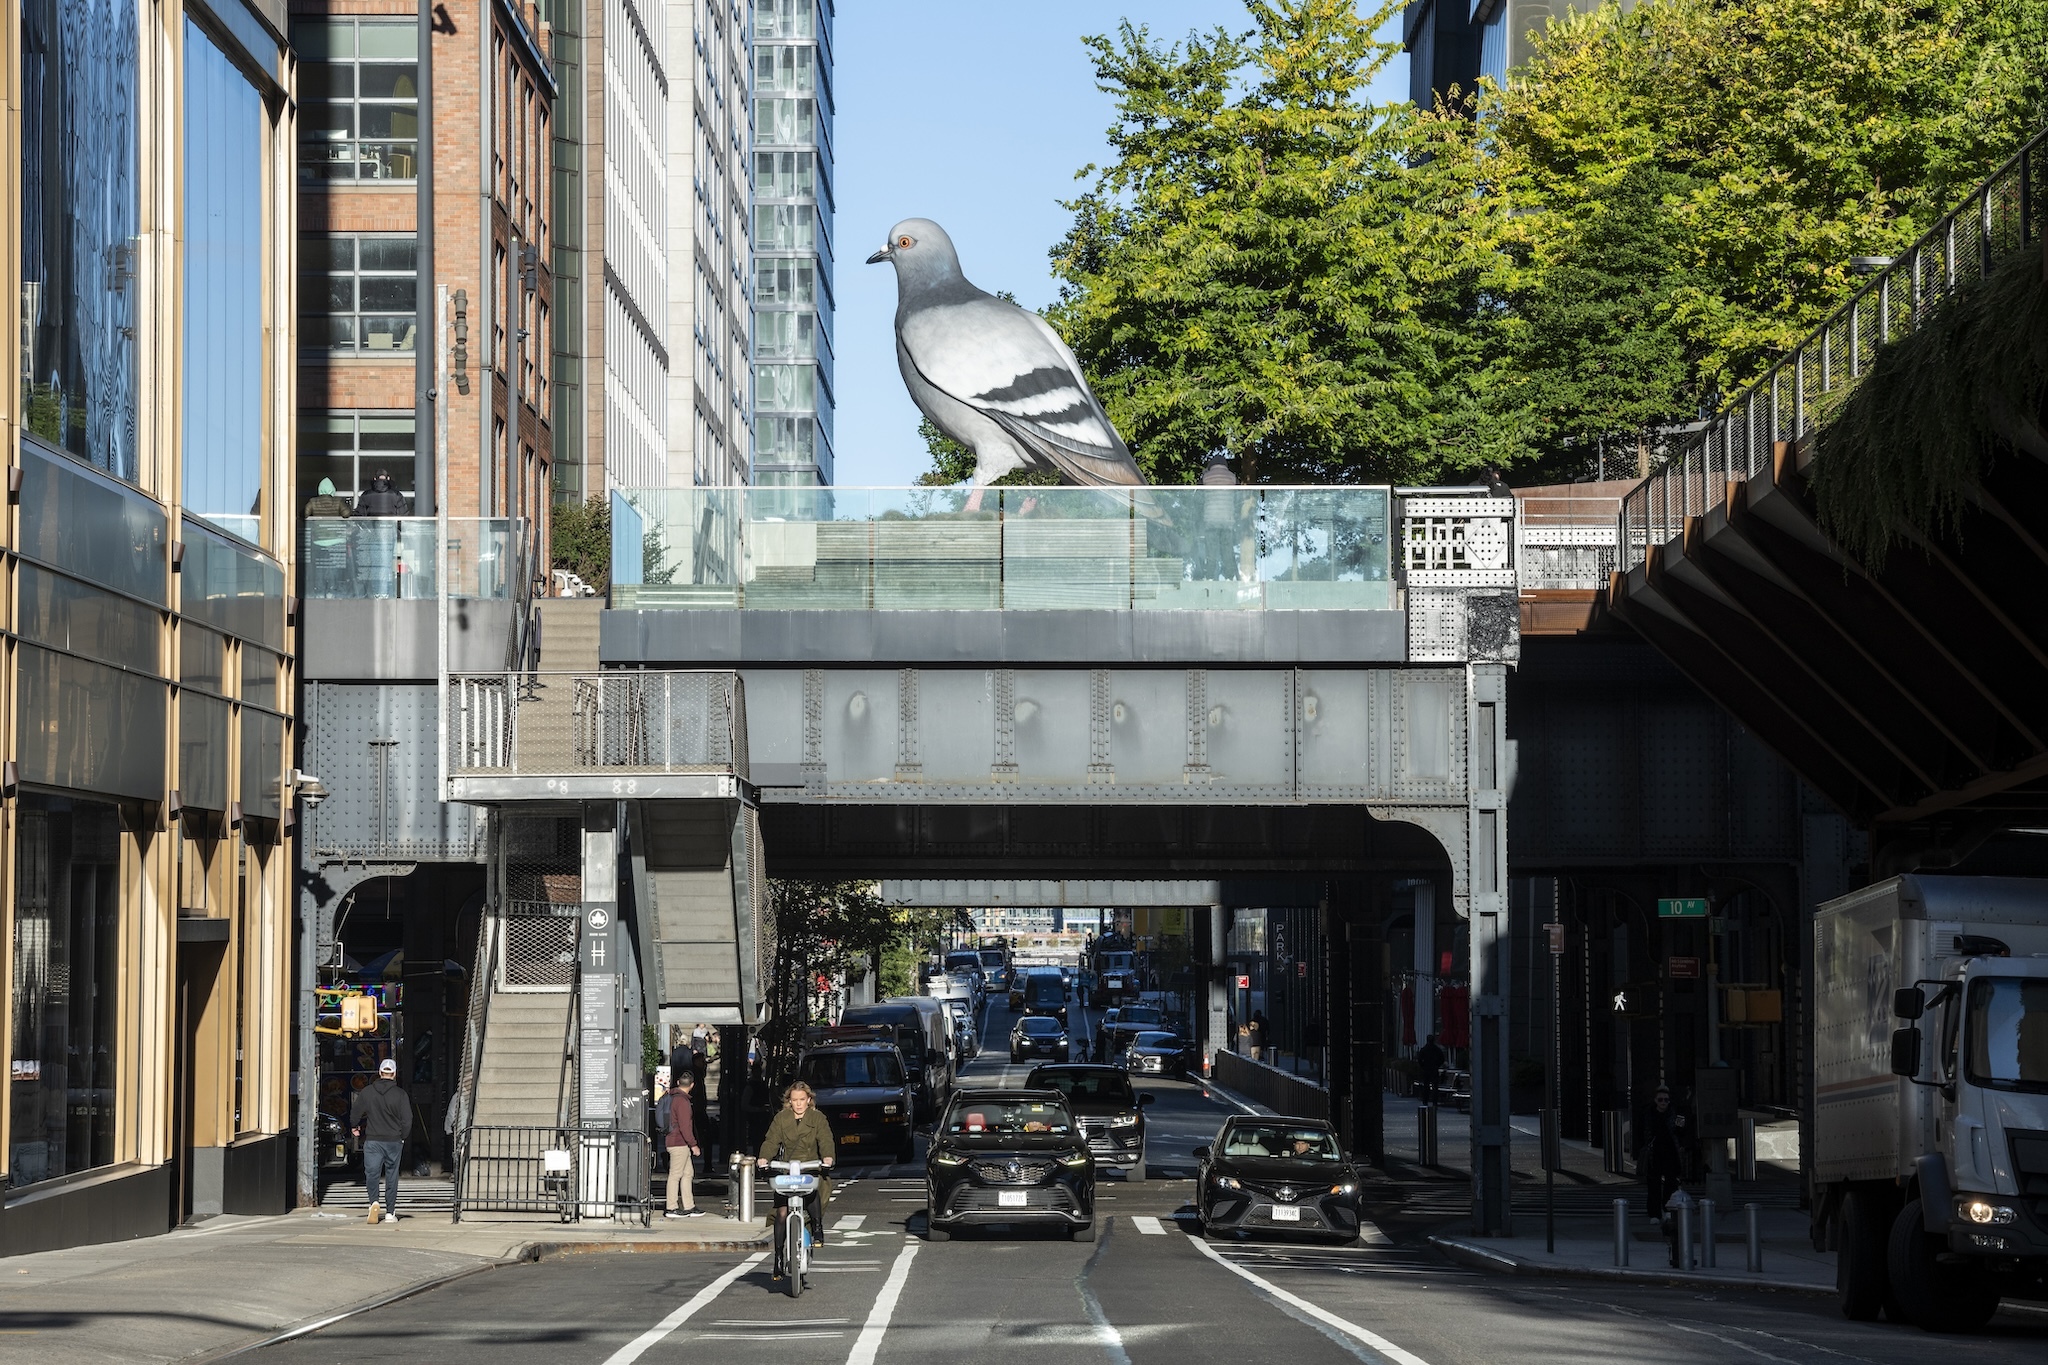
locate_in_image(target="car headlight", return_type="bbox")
[1110,1113,1140,1128]
[1330,1183,1354,1196]
[1060,1151,1092,1166]
[1960,1198,2018,1226]
[1213,1175,1241,1191]
[932,1152,967,1166]
[883,1104,900,1114]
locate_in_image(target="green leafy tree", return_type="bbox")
[1484,0,2048,468]
[1049,0,1512,485]
[550,494,610,584]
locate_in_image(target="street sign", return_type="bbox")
[1296,960,1308,978]
[1658,898,1708,918]
[1668,956,1701,979]
[1545,923,1565,954]
[1234,974,1250,989]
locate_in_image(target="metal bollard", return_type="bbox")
[735,1156,756,1222]
[1739,1117,1758,1182]
[1418,1104,1438,1168]
[1613,1198,1631,1266]
[1746,1202,1763,1273]
[1675,1200,1695,1271]
[1700,1199,1717,1268]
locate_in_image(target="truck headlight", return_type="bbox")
[1060,1151,1091,1166]
[882,1104,900,1115]
[1960,1198,2018,1225]
[932,1152,967,1166]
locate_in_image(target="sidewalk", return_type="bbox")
[0,1205,771,1365]
[1428,1205,1835,1297]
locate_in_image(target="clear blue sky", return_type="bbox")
[827,3,1409,487]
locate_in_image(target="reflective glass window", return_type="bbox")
[181,625,227,694]
[294,19,418,181]
[299,235,417,352]
[16,564,160,676]
[19,0,141,482]
[297,411,415,509]
[9,794,123,1189]
[184,20,266,546]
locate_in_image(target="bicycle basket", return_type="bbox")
[771,1174,819,1194]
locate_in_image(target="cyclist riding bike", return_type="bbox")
[759,1080,836,1262]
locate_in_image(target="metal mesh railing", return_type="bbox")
[448,670,748,779]
[1620,126,2045,569]
[453,1125,651,1224]
[502,907,578,988]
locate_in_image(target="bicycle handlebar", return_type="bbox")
[768,1159,826,1173]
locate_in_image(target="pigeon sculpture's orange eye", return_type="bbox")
[897,235,915,248]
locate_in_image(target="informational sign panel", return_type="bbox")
[1668,956,1701,979]
[579,904,620,1126]
[1658,898,1708,919]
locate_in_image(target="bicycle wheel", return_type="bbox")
[785,1214,805,1299]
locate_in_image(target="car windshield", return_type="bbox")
[980,950,1005,968]
[1222,1124,1341,1160]
[1020,1016,1063,1035]
[799,1052,905,1088]
[945,1098,1073,1135]
[1032,1071,1134,1105]
[1965,977,2048,1093]
[1133,1032,1179,1048]
[946,954,980,972]
[1119,1007,1162,1026]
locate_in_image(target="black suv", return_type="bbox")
[1025,1064,1152,1181]
[796,1040,917,1163]
[1010,1014,1069,1063]
[926,1088,1094,1241]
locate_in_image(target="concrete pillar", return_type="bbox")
[1468,664,1512,1236]
[1348,905,1386,1166]
[1207,901,1228,1071]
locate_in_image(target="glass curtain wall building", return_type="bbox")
[5,1,299,1252]
[751,0,833,487]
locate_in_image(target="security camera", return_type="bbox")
[292,770,330,809]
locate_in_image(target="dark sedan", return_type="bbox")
[1122,1031,1197,1078]
[1195,1117,1363,1244]
[1026,1064,1153,1180]
[926,1089,1095,1241]
[1010,1014,1069,1063]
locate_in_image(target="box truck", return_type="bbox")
[1812,875,2048,1329]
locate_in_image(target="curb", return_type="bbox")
[529,1234,774,1257]
[1426,1234,1835,1298]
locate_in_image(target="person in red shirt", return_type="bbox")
[663,1072,703,1218]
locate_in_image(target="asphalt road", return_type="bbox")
[262,991,2048,1365]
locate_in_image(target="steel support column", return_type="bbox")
[1469,663,1512,1236]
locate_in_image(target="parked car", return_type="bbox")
[1194,1116,1363,1244]
[1025,1064,1152,1181]
[925,1088,1095,1242]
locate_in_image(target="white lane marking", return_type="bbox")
[1360,1221,1393,1246]
[602,1251,766,1365]
[1076,1210,1133,1365]
[712,1319,849,1326]
[844,1239,919,1365]
[1130,1215,1166,1235]
[701,1331,845,1340]
[1189,1234,1435,1365]
[834,1215,867,1230]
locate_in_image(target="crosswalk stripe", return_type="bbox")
[1130,1215,1166,1235]
[834,1215,867,1230]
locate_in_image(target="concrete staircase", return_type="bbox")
[471,989,575,1128]
[534,598,601,672]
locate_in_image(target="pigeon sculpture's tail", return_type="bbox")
[871,217,1144,487]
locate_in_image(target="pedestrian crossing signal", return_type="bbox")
[1611,982,1658,1018]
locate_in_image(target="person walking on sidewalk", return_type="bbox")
[1638,1084,1687,1220]
[1415,1033,1445,1106]
[662,1072,705,1219]
[351,1058,412,1225]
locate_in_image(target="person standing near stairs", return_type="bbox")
[352,1058,413,1225]
[662,1072,704,1218]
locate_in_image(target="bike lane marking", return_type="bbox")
[601,1251,767,1365]
[1188,1234,1435,1365]
[844,1239,919,1365]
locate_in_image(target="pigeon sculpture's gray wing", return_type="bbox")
[899,295,1143,486]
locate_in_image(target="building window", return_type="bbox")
[756,259,815,306]
[298,411,414,509]
[300,235,417,353]
[755,0,816,38]
[756,43,815,94]
[756,97,816,146]
[185,19,266,546]
[294,19,418,181]
[9,794,122,1189]
[19,0,140,483]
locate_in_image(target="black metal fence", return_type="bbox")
[454,1125,652,1225]
[1211,1050,1332,1124]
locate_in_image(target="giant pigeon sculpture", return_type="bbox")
[868,218,1144,486]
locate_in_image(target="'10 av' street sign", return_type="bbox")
[1658,897,1708,919]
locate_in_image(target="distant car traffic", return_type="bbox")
[1010,1014,1069,1063]
[1025,1064,1152,1181]
[1195,1117,1363,1244]
[925,1088,1095,1242]
[1101,1002,1164,1055]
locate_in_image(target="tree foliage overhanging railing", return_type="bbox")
[1618,125,2046,570]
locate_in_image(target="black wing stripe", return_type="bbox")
[971,365,1082,406]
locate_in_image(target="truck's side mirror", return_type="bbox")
[1893,986,1924,1021]
[1890,1026,1923,1078]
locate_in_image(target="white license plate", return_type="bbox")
[998,1191,1027,1208]
[1270,1205,1302,1222]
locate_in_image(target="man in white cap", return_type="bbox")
[352,1057,413,1224]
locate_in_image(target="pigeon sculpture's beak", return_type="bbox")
[865,246,892,265]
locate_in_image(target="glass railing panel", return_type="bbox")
[1258,488,1393,609]
[615,489,743,608]
[1000,486,1132,610]
[872,487,997,609]
[1132,487,1262,610]
[743,486,870,609]
[304,517,518,600]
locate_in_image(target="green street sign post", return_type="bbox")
[1658,897,1709,919]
